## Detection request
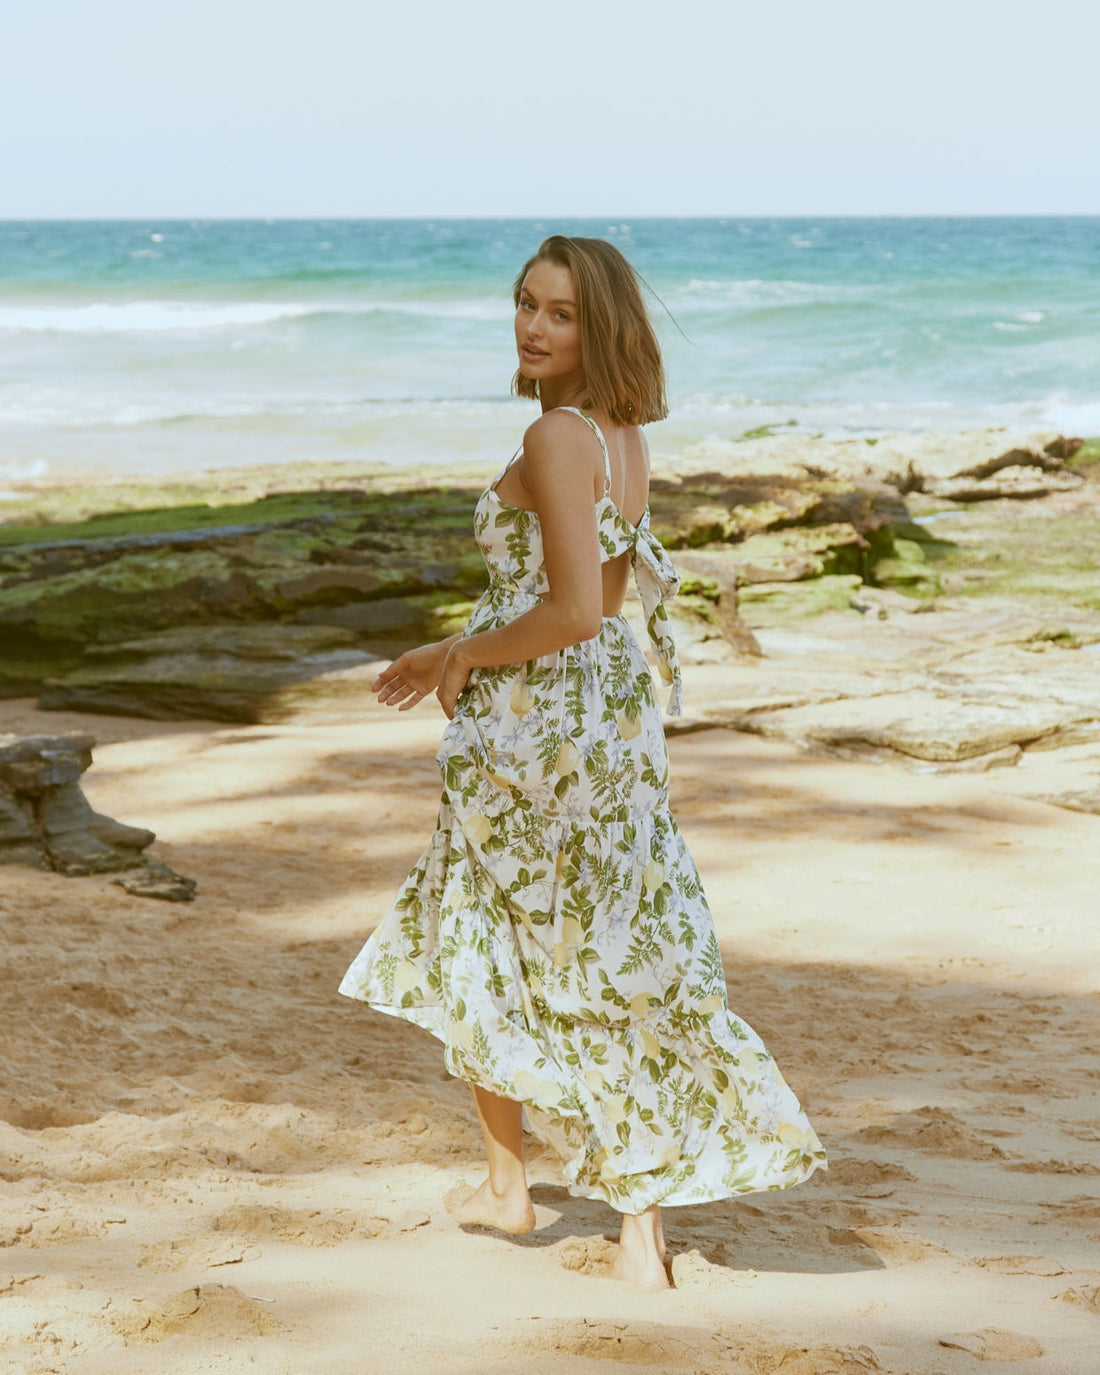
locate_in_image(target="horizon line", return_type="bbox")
[3,212,1100,224]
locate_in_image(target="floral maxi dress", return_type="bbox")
[340,409,826,1213]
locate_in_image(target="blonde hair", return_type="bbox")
[511,236,668,424]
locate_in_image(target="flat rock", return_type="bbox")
[867,429,1078,487]
[930,645,1100,719]
[927,465,1084,502]
[660,429,1079,494]
[739,575,865,624]
[39,623,373,723]
[736,690,1093,761]
[1028,786,1100,816]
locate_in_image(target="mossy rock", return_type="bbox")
[872,537,944,596]
[728,524,868,583]
[737,575,864,626]
[0,486,481,548]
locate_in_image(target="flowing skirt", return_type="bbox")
[340,584,826,1211]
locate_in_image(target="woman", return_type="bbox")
[339,235,825,1291]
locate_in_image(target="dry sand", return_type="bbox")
[1,677,1098,1374]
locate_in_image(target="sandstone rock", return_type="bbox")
[39,624,373,723]
[926,466,1084,502]
[657,429,1080,496]
[39,781,155,875]
[0,734,176,882]
[907,745,1024,774]
[930,645,1100,722]
[709,524,868,584]
[861,429,1080,489]
[736,690,1093,762]
[738,575,864,625]
[1029,786,1100,815]
[0,434,1085,728]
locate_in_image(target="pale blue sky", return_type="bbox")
[3,0,1097,217]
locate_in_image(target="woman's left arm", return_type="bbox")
[437,414,604,717]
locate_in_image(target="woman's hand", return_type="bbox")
[436,642,474,720]
[372,639,453,710]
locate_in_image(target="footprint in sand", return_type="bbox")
[669,1247,739,1292]
[213,1204,428,1245]
[517,1315,717,1367]
[825,1158,918,1197]
[111,1284,282,1344]
[1039,1194,1100,1233]
[1055,1284,1100,1314]
[939,1328,1044,1361]
[546,1235,619,1276]
[851,1226,952,1265]
[138,1236,261,1272]
[523,1320,883,1374]
[747,1345,882,1375]
[854,1107,1006,1159]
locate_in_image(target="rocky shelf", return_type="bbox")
[0,427,1095,734]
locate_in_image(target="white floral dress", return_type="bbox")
[340,408,825,1213]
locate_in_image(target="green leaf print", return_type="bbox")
[338,461,825,1213]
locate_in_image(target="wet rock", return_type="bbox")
[0,734,161,877]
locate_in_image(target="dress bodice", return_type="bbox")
[471,408,683,714]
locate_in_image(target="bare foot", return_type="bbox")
[446,1178,536,1235]
[613,1205,669,1290]
[611,1244,670,1292]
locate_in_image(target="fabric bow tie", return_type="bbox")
[630,512,684,717]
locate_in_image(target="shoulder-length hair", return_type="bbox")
[511,236,668,424]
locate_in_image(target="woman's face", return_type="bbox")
[514,259,583,388]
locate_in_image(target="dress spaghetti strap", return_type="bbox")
[555,406,612,494]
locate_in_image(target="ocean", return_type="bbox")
[1,217,1098,487]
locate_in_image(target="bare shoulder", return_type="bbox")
[521,410,604,487]
[523,407,601,455]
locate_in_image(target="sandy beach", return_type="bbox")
[2,658,1098,1372]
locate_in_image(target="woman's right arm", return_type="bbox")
[372,633,462,710]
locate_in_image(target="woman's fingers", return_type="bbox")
[376,673,431,709]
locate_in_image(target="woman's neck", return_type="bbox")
[538,372,587,413]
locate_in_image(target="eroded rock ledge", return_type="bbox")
[0,427,1090,724]
[0,734,196,897]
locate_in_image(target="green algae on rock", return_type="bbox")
[1,431,1089,723]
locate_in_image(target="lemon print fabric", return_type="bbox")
[339,411,825,1212]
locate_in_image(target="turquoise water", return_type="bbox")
[1,218,1097,482]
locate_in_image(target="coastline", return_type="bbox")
[1,427,1099,1371]
[1,699,1096,1372]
